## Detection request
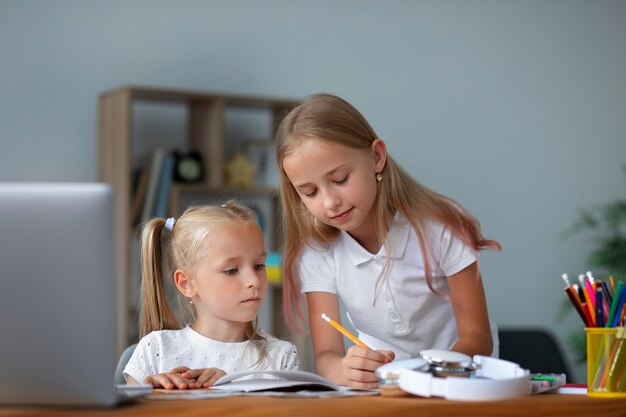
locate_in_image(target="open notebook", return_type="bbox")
[148,370,378,399]
[214,370,349,391]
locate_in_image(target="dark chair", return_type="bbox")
[498,328,572,379]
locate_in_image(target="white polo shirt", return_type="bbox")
[299,213,498,359]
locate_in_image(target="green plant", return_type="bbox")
[564,194,626,276]
[559,164,626,364]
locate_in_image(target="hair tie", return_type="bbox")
[164,217,176,232]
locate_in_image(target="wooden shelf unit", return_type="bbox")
[97,86,300,354]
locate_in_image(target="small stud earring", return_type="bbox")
[376,173,383,182]
[188,298,193,305]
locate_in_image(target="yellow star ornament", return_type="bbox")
[225,152,257,188]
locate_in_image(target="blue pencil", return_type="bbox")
[596,286,604,327]
[611,285,626,327]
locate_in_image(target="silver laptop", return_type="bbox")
[0,183,132,406]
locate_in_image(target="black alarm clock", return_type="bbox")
[172,151,204,183]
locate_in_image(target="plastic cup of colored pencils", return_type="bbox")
[585,327,626,397]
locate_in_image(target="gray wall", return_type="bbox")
[2,0,625,382]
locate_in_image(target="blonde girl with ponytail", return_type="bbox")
[124,201,300,389]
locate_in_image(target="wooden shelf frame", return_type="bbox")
[97,85,299,354]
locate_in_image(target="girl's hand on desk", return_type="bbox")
[342,346,395,389]
[143,367,197,390]
[179,367,226,388]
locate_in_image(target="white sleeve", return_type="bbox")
[122,332,160,383]
[299,244,337,294]
[280,342,301,371]
[436,226,478,277]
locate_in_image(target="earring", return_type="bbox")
[188,298,193,305]
[376,173,383,182]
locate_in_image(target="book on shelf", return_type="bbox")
[153,151,175,218]
[140,149,165,224]
[130,166,150,226]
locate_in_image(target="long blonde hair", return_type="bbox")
[138,200,268,363]
[275,93,501,332]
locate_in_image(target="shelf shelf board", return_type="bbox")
[100,85,301,110]
[172,183,279,196]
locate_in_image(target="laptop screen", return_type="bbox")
[0,183,119,406]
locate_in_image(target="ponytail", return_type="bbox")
[138,218,179,338]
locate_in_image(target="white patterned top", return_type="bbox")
[124,326,300,383]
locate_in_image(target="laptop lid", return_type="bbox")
[0,183,120,406]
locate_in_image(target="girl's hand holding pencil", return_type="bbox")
[321,313,395,388]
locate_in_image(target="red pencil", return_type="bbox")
[565,286,591,326]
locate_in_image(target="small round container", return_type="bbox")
[376,358,429,397]
[420,349,476,378]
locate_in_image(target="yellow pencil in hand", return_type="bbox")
[321,313,371,349]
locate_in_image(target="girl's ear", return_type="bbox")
[174,269,195,298]
[371,138,387,173]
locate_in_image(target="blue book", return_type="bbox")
[141,149,165,223]
[153,151,175,219]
